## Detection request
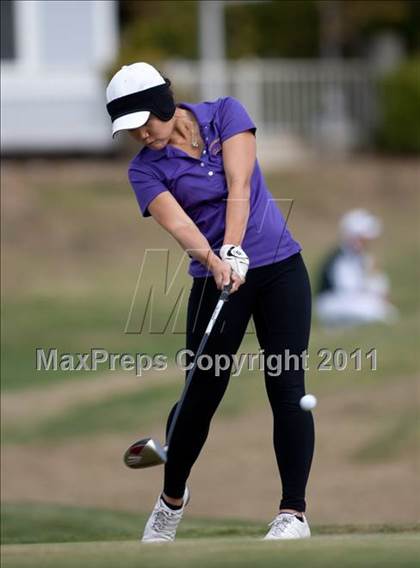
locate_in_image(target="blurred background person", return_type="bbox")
[316,209,398,327]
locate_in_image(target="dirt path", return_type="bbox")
[2,376,419,525]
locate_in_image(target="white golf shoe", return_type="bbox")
[263,512,311,540]
[141,486,190,543]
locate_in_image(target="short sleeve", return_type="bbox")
[218,96,257,143]
[128,164,169,218]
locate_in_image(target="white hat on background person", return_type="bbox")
[106,62,176,137]
[339,209,382,241]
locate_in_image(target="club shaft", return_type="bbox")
[166,284,231,448]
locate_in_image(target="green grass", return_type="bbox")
[3,294,418,394]
[1,295,189,392]
[0,503,264,545]
[2,503,419,545]
[2,371,254,445]
[354,406,420,462]
[3,382,180,444]
[2,535,420,568]
[3,325,419,447]
[308,314,420,386]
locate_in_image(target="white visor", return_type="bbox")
[112,110,151,138]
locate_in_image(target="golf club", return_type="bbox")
[124,281,232,469]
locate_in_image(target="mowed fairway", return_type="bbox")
[2,504,420,567]
[3,534,420,568]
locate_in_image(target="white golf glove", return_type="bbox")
[219,244,249,280]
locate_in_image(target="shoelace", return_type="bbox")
[151,507,181,536]
[268,514,294,535]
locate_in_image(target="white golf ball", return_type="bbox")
[300,394,317,411]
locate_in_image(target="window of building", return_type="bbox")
[1,0,16,61]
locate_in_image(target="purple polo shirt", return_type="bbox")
[128,96,301,277]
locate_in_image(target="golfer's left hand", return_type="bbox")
[219,244,249,293]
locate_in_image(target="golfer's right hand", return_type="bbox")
[210,257,243,293]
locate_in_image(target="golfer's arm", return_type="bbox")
[222,131,256,246]
[148,192,220,270]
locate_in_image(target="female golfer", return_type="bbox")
[106,62,314,542]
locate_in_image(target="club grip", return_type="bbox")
[221,281,233,301]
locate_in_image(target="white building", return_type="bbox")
[1,0,118,153]
[1,0,379,160]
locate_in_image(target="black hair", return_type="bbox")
[155,67,176,103]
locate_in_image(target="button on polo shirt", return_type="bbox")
[129,96,301,277]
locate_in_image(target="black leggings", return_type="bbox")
[164,252,315,512]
